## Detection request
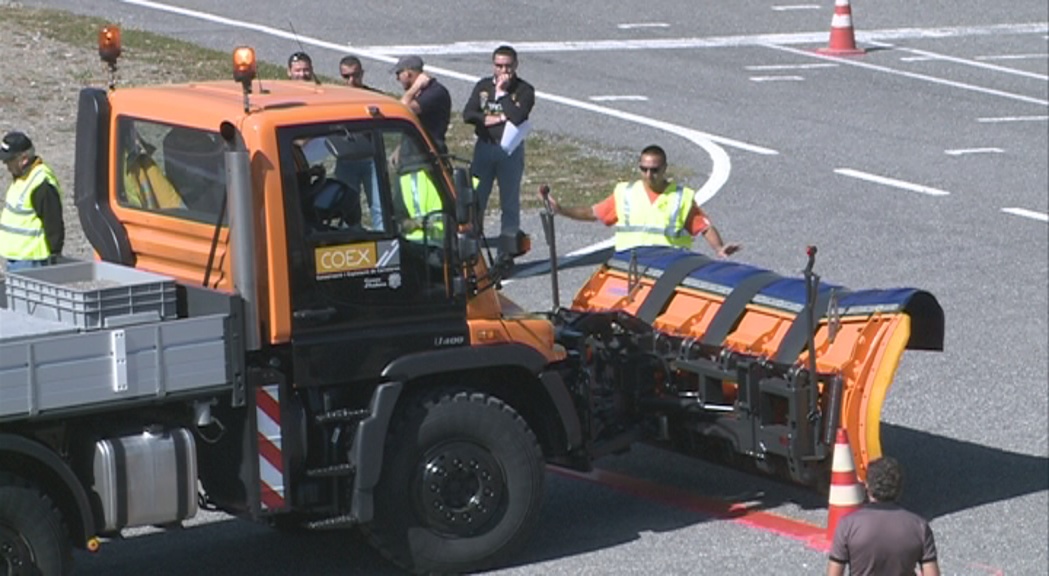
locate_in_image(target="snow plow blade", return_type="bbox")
[568,247,943,487]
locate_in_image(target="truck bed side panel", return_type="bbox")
[0,314,230,420]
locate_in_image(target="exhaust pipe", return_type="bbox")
[221,121,260,351]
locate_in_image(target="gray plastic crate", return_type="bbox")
[4,261,177,330]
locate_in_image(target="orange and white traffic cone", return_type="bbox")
[826,428,866,540]
[818,0,865,56]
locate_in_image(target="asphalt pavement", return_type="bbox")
[28,0,1048,574]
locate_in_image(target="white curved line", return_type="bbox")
[120,0,781,214]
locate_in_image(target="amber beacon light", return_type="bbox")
[98,25,122,64]
[233,46,257,84]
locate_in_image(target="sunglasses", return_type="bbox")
[638,165,664,174]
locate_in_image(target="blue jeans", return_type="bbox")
[335,159,382,230]
[5,258,49,272]
[473,139,525,237]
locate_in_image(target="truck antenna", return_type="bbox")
[288,21,321,85]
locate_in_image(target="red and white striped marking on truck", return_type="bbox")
[255,385,286,510]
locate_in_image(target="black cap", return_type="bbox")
[391,55,424,74]
[0,131,32,161]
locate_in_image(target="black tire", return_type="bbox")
[366,391,545,575]
[0,473,73,576]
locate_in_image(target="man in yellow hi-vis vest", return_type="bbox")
[396,167,444,243]
[0,131,65,271]
[544,145,740,257]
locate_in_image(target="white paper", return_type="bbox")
[500,119,532,155]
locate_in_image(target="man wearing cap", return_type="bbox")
[0,131,65,271]
[393,55,451,154]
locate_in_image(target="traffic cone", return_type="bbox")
[818,0,865,56]
[826,428,865,539]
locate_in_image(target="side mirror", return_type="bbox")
[453,167,476,225]
[458,233,479,266]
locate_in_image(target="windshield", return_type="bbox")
[282,122,449,238]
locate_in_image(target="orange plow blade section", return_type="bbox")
[568,247,943,487]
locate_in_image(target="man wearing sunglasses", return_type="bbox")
[339,55,379,92]
[544,145,740,257]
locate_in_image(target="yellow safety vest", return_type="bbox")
[400,170,444,242]
[0,160,61,260]
[123,152,186,210]
[612,180,695,251]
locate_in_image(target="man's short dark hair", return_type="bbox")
[865,456,903,502]
[339,55,362,68]
[492,45,518,62]
[288,51,312,67]
[640,145,667,165]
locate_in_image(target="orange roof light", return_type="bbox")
[233,46,257,85]
[98,25,122,65]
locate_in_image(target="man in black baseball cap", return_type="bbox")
[0,131,33,161]
[0,130,65,271]
[391,55,450,154]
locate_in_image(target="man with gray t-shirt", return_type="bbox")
[828,457,940,576]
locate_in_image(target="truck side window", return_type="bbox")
[115,117,227,224]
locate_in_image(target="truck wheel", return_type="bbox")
[0,473,72,576]
[367,391,544,575]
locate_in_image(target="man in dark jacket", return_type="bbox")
[462,45,535,241]
[393,55,451,154]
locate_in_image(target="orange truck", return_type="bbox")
[0,30,943,575]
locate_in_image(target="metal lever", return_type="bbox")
[538,185,561,312]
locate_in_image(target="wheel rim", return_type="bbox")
[414,441,506,537]
[0,523,34,576]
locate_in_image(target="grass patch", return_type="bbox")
[9,4,634,210]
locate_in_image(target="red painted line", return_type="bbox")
[255,387,281,424]
[551,466,832,552]
[257,434,284,473]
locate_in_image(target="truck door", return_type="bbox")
[278,123,467,386]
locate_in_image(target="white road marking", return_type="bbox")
[834,169,951,196]
[944,147,1004,155]
[977,115,1049,123]
[771,4,821,11]
[617,23,670,30]
[975,53,1048,61]
[1001,207,1049,222]
[765,44,1049,106]
[745,63,837,70]
[589,95,649,102]
[118,0,776,237]
[501,239,616,287]
[749,75,805,82]
[347,23,1048,55]
[900,56,940,62]
[875,45,1049,81]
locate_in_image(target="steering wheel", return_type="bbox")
[310,177,362,230]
